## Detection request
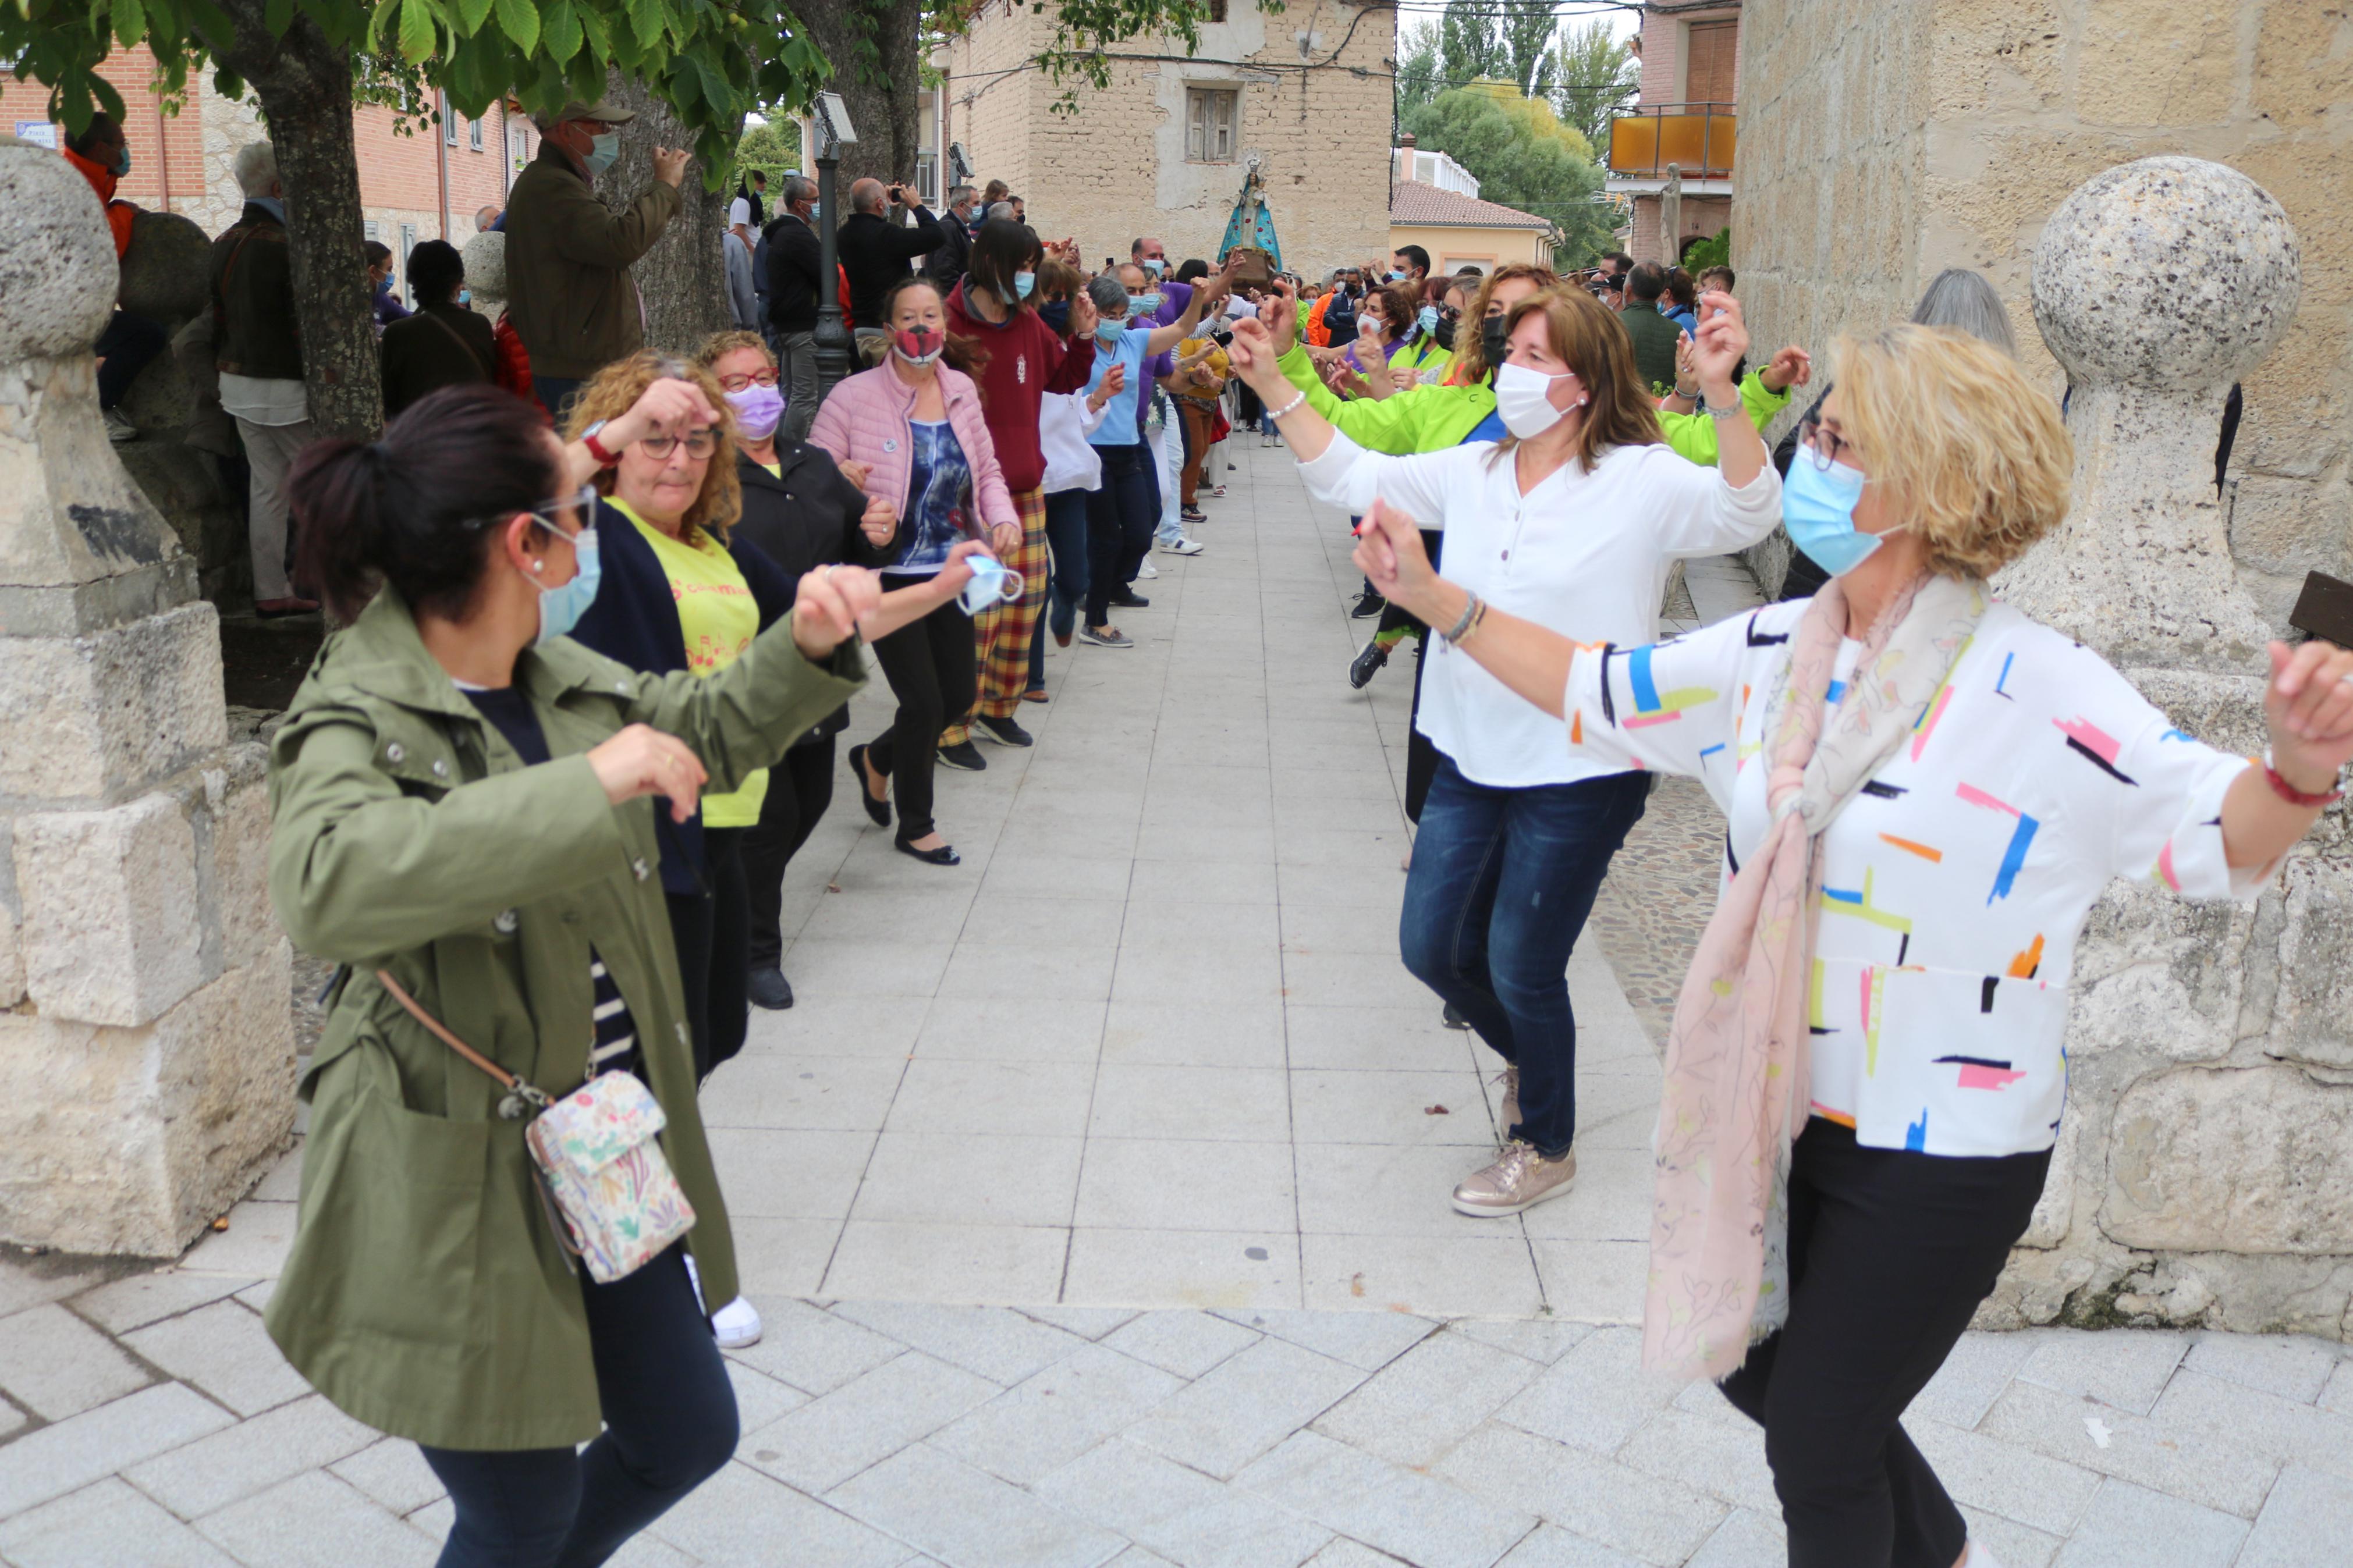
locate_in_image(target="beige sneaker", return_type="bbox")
[1452,1140,1576,1217]
[1493,1067,1521,1143]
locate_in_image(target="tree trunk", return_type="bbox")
[209,0,381,440]
[793,0,924,189]
[598,69,737,356]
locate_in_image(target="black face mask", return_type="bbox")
[1432,318,1456,351]
[1039,299,1071,335]
[1480,315,1509,368]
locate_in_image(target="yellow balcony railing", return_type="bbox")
[1608,104,1736,180]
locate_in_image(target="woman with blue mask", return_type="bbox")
[1352,324,2353,1568]
[267,382,946,1568]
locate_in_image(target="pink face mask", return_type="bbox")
[892,325,945,365]
[725,382,785,440]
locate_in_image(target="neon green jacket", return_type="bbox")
[1276,343,1790,460]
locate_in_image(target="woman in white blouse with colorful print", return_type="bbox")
[1351,325,2353,1568]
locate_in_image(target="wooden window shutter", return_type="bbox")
[1685,20,1737,106]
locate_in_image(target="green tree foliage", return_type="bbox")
[1399,82,1615,268]
[736,115,804,184]
[1683,226,1731,272]
[1394,19,1440,118]
[1547,18,1638,155]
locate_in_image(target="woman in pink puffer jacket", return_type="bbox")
[811,276,1022,866]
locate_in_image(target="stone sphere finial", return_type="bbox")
[2032,156,2299,394]
[0,138,123,362]
[461,230,507,308]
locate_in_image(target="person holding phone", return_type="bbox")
[838,177,946,349]
[811,276,1021,863]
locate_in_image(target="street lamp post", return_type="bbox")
[811,92,856,392]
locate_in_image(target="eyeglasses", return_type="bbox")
[528,483,598,534]
[1438,307,1464,323]
[638,427,719,459]
[715,369,779,392]
[1797,415,1854,472]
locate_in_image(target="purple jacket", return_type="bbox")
[807,361,1019,546]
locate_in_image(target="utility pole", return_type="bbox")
[812,92,856,391]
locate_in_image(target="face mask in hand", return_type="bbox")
[892,325,945,365]
[533,522,602,644]
[957,553,1025,616]
[1782,453,1889,578]
[726,382,786,441]
[1493,361,1583,440]
[585,130,621,176]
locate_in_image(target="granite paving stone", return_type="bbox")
[2013,1328,2188,1416]
[1978,1378,2278,1517]
[0,1477,242,1568]
[193,1471,437,1568]
[1101,1311,1264,1379]
[648,1460,907,1568]
[1497,1327,1684,1455]
[739,1350,1002,1494]
[1309,1330,1545,1469]
[826,1443,1130,1568]
[1125,1336,1371,1480]
[120,1300,314,1417]
[122,1393,377,1519]
[2047,1478,2247,1568]
[1435,1424,1727,1567]
[2179,1331,2343,1403]
[1236,1430,1539,1568]
[0,1304,153,1421]
[0,1384,236,1517]
[2235,1464,2353,1568]
[1034,1438,1333,1568]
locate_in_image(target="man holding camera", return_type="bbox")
[838,176,945,349]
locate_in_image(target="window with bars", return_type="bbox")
[1185,87,1238,163]
[469,116,483,151]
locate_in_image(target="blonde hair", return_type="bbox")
[1832,324,2072,579]
[563,352,741,543]
[693,329,775,372]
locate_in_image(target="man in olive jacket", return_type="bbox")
[504,96,688,418]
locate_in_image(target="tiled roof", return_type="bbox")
[1388,179,1550,231]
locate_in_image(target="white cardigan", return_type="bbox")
[1296,430,1783,787]
[1560,598,2274,1157]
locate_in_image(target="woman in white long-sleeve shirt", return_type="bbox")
[1225,287,1781,1218]
[1350,323,2353,1568]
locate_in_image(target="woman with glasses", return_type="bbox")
[1225,287,1782,1219]
[1348,324,2353,1567]
[261,383,945,1568]
[812,275,1024,864]
[693,330,904,1015]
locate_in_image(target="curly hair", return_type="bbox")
[693,329,774,372]
[1830,324,2071,579]
[562,351,741,543]
[1445,262,1561,386]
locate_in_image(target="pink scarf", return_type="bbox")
[1642,571,1986,1381]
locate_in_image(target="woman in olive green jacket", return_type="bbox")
[261,381,977,1567]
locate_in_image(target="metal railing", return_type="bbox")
[1607,104,1736,180]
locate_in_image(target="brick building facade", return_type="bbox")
[936,0,1393,280]
[1,49,533,299]
[1607,3,1740,265]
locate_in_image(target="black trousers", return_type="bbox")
[95,310,168,411]
[1084,443,1156,625]
[418,1247,738,1568]
[868,598,976,843]
[663,828,748,1082]
[1719,1119,2052,1568]
[744,737,837,971]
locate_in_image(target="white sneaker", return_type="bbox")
[712,1295,764,1349]
[103,407,139,444]
[1137,559,1159,578]
[1162,536,1204,556]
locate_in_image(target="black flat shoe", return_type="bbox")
[747,967,794,1010]
[1108,589,1150,609]
[894,838,960,866]
[847,744,890,826]
[1349,639,1390,689]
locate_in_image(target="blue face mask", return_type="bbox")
[115,145,132,176]
[957,553,1024,616]
[1389,268,1407,282]
[534,520,602,643]
[1417,304,1438,336]
[1142,258,1165,275]
[1014,271,1035,300]
[1133,291,1163,317]
[457,288,471,305]
[1781,452,1882,579]
[585,131,621,177]
[1096,316,1125,343]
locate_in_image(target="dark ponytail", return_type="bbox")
[290,385,562,624]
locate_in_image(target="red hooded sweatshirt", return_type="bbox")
[943,278,1097,495]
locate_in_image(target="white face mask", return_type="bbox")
[1493,361,1582,440]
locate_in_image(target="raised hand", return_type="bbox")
[651,147,689,187]
[1069,290,1098,339]
[1690,290,1751,397]
[586,724,708,823]
[1761,345,1813,394]
[605,376,719,451]
[1225,315,1283,389]
[2266,638,2353,788]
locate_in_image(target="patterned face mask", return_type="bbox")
[892,325,945,365]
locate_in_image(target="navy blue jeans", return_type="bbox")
[1036,487,1092,682]
[1398,755,1649,1157]
[418,1246,737,1568]
[1084,443,1156,627]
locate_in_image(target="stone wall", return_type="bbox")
[0,137,293,1257]
[1731,0,2350,625]
[939,0,1393,280]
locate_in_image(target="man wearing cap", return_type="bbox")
[503,95,688,418]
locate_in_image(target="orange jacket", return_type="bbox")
[63,145,136,260]
[1307,291,1333,349]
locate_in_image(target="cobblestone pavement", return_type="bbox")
[5,442,2349,1567]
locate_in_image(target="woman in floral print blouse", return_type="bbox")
[1351,324,2353,1568]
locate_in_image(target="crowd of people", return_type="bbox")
[91,93,2338,1568]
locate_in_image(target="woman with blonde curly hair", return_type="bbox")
[1351,323,2353,1568]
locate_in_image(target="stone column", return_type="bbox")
[0,137,293,1256]
[1989,157,2353,1338]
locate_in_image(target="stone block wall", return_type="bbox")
[940,0,1393,280]
[1732,0,2350,627]
[0,138,293,1258]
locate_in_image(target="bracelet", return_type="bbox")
[2262,751,2344,808]
[1440,591,1484,645]
[1671,384,1700,402]
[1699,392,1743,421]
[1266,390,1306,422]
[581,421,619,467]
